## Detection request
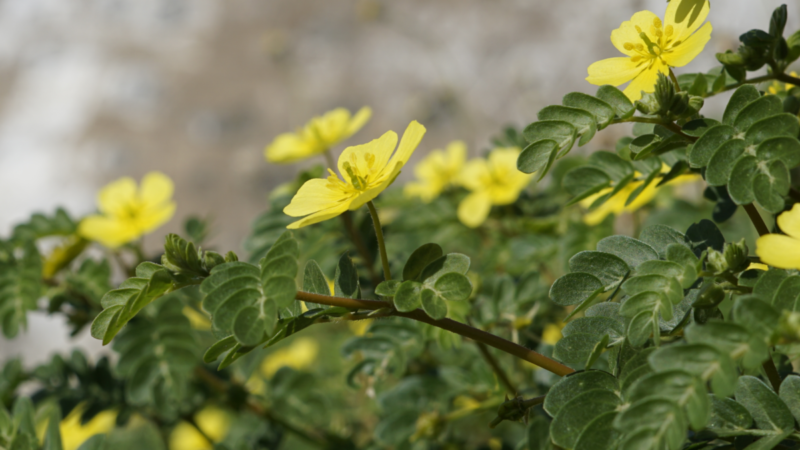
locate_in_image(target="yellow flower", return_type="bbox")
[265,107,372,163]
[456,148,532,228]
[768,71,798,94]
[283,121,426,229]
[756,204,800,269]
[169,407,230,450]
[404,140,466,203]
[580,165,700,226]
[78,172,176,248]
[59,406,117,450]
[587,0,712,100]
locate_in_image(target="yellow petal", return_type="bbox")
[138,171,174,209]
[78,215,140,248]
[610,10,661,56]
[662,22,712,68]
[777,203,800,240]
[284,178,346,217]
[313,108,350,144]
[387,120,426,169]
[137,201,176,233]
[458,191,492,228]
[265,132,318,163]
[623,60,668,101]
[587,57,645,87]
[404,181,437,203]
[445,140,467,172]
[344,106,372,137]
[97,177,136,217]
[349,163,402,210]
[286,200,351,229]
[338,130,398,180]
[459,158,491,192]
[665,0,710,43]
[756,234,800,270]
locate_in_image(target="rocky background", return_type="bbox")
[0,0,795,362]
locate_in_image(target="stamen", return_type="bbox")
[624,42,635,51]
[653,26,663,38]
[653,17,662,29]
[636,43,644,51]
[631,55,642,63]
[665,25,673,37]
[635,25,643,34]
[365,153,375,168]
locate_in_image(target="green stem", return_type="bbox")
[475,335,517,394]
[669,69,682,92]
[294,291,575,377]
[716,74,776,94]
[366,201,392,282]
[743,203,770,237]
[610,117,696,142]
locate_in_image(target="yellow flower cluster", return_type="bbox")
[78,172,176,248]
[265,107,372,163]
[586,0,712,100]
[404,144,531,228]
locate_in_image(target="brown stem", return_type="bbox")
[474,336,517,394]
[611,117,697,142]
[741,203,783,392]
[295,291,575,376]
[789,187,800,203]
[775,73,800,87]
[716,74,775,94]
[744,203,770,236]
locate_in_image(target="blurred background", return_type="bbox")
[0,0,796,363]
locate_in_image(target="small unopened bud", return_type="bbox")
[706,249,728,274]
[724,239,750,273]
[204,251,226,271]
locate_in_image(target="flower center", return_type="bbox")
[327,152,381,193]
[623,18,682,65]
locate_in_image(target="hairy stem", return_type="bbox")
[367,201,392,282]
[669,69,681,92]
[340,210,381,286]
[294,291,575,376]
[475,338,517,394]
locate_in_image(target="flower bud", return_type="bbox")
[724,238,750,273]
[706,249,728,274]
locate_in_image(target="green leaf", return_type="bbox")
[374,280,400,297]
[779,375,800,424]
[517,140,559,179]
[524,120,576,158]
[568,251,630,288]
[419,253,470,282]
[550,273,603,306]
[538,105,597,146]
[554,333,607,365]
[723,85,761,126]
[614,398,687,450]
[735,376,794,432]
[734,95,783,132]
[745,114,800,146]
[589,151,634,182]
[0,241,42,338]
[622,274,683,305]
[753,268,790,304]
[76,436,107,450]
[665,243,699,270]
[756,136,800,168]
[626,309,659,347]
[563,92,615,129]
[753,160,790,213]
[681,118,720,138]
[334,253,360,299]
[685,219,725,256]
[727,155,758,205]
[544,370,619,417]
[627,370,710,430]
[421,290,447,320]
[732,295,779,344]
[563,167,612,205]
[685,320,767,369]
[649,344,737,397]
[636,260,694,289]
[394,281,422,312]
[551,390,621,450]
[433,273,472,301]
[562,317,624,340]
[302,260,330,308]
[596,85,634,120]
[638,225,688,259]
[596,236,658,269]
[42,407,63,450]
[709,396,753,431]
[773,275,800,311]
[203,336,237,363]
[403,243,443,281]
[233,306,268,346]
[705,139,746,186]
[574,411,622,450]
